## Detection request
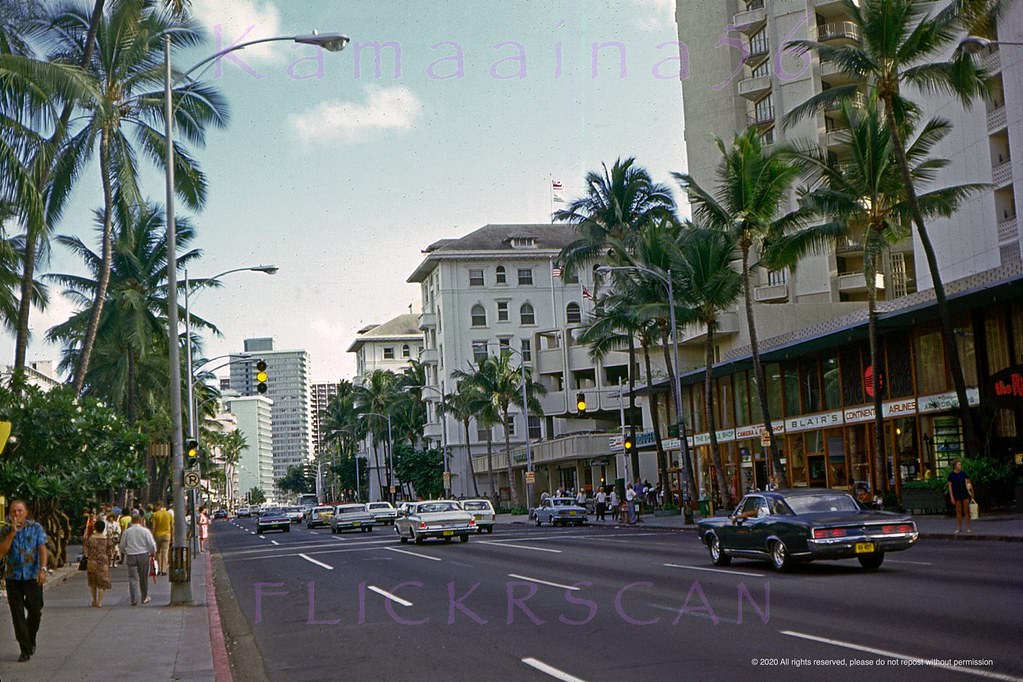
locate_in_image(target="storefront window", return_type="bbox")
[800,357,821,413]
[841,344,864,405]
[915,327,947,395]
[734,370,751,425]
[718,376,734,428]
[847,424,870,488]
[692,385,705,434]
[783,361,800,416]
[788,436,806,486]
[893,418,918,483]
[886,331,914,397]
[764,363,783,421]
[826,430,847,487]
[822,354,840,409]
[984,312,1011,373]
[954,320,977,387]
[1012,303,1023,364]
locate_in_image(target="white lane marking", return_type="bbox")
[478,541,562,554]
[368,585,413,607]
[386,547,441,561]
[780,631,1023,682]
[270,540,279,546]
[522,657,588,682]
[885,558,932,566]
[298,553,334,570]
[507,573,580,592]
[664,563,765,578]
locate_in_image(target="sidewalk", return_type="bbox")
[499,510,1023,541]
[0,546,224,681]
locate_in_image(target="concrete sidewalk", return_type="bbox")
[0,546,223,681]
[500,510,1023,541]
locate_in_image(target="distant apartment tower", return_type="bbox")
[224,395,274,501]
[230,338,313,483]
[311,381,341,456]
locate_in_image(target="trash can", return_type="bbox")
[698,497,711,517]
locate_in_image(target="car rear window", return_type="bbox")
[785,494,858,514]
[462,501,491,511]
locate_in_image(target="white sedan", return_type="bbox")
[394,500,476,544]
[330,504,375,533]
[460,499,496,533]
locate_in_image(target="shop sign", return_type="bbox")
[883,398,917,418]
[918,388,980,413]
[786,411,842,433]
[735,425,761,439]
[844,405,875,424]
[716,428,735,443]
[991,365,1023,407]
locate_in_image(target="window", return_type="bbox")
[497,300,509,322]
[566,302,582,324]
[506,416,516,436]
[472,340,489,363]
[469,269,485,287]
[471,304,487,327]
[749,27,769,57]
[528,415,542,440]
[498,337,511,352]
[476,426,491,442]
[521,338,532,361]
[401,344,411,358]
[383,347,395,360]
[520,303,536,325]
[495,266,507,285]
[518,268,533,285]
[751,59,770,78]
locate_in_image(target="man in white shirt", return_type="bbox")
[625,484,637,524]
[595,488,607,521]
[120,513,157,605]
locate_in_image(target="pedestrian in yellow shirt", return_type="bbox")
[150,502,173,577]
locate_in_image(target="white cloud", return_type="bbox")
[287,85,424,145]
[189,0,285,65]
[629,0,676,32]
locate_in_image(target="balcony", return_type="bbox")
[987,104,1007,132]
[838,272,884,294]
[826,128,851,148]
[998,216,1018,243]
[824,92,866,112]
[983,48,1001,74]
[472,432,618,472]
[419,347,438,365]
[744,37,771,64]
[992,160,1012,187]
[748,105,776,127]
[816,21,861,43]
[733,0,766,34]
[680,310,740,345]
[418,311,437,330]
[754,282,789,302]
[738,73,772,99]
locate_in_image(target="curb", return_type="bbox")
[206,550,233,682]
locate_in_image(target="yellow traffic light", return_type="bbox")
[186,439,199,465]
[624,430,634,451]
[576,392,587,415]
[255,360,268,394]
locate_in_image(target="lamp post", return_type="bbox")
[597,265,693,522]
[406,384,451,498]
[959,36,1023,53]
[358,412,393,503]
[164,31,347,605]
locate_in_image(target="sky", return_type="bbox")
[7,0,690,384]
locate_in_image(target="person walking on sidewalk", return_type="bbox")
[595,487,607,521]
[0,500,48,662]
[625,484,637,524]
[197,506,210,553]
[84,519,114,608]
[121,513,157,605]
[947,459,975,534]
[150,502,173,576]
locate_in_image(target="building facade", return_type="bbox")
[347,314,424,381]
[224,395,275,502]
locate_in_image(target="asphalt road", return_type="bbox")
[212,518,1023,682]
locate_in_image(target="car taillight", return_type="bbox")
[882,524,914,534]
[812,528,847,539]
[469,518,476,527]
[418,521,427,529]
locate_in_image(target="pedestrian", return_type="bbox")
[105,513,121,567]
[595,487,607,521]
[151,502,173,577]
[84,519,114,608]
[625,483,637,524]
[197,506,210,553]
[609,489,619,521]
[120,512,157,605]
[947,459,975,534]
[0,500,48,662]
[575,488,586,507]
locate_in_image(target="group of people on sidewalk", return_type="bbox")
[2,499,211,665]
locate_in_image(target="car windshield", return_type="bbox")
[785,493,859,514]
[313,507,333,514]
[369,503,392,510]
[416,502,460,514]
[462,501,491,511]
[337,506,365,514]
[286,507,301,513]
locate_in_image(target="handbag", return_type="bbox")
[969,499,979,520]
[78,555,88,571]
[149,556,158,583]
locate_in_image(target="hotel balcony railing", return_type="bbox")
[997,216,1018,243]
[816,21,861,43]
[988,104,1007,132]
[733,0,766,34]
[738,73,772,99]
[992,159,1012,187]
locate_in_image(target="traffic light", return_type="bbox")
[624,428,635,452]
[186,439,199,465]
[255,360,268,394]
[576,392,587,416]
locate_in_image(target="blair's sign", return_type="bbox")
[991,365,1023,407]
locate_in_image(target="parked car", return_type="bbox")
[697,489,919,572]
[256,508,291,534]
[460,499,495,533]
[395,500,476,544]
[284,506,305,524]
[366,501,398,525]
[213,509,228,520]
[330,504,375,533]
[236,506,252,518]
[306,505,335,529]
[534,497,588,527]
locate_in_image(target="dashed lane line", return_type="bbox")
[522,657,588,682]
[385,547,442,561]
[663,562,766,578]
[507,573,581,592]
[298,554,334,570]
[477,541,562,553]
[368,585,413,607]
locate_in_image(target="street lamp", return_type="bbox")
[164,32,347,605]
[405,384,451,498]
[358,412,394,503]
[959,35,1023,53]
[597,265,694,523]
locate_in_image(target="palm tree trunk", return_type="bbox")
[642,339,667,479]
[705,325,731,509]
[372,441,384,497]
[882,100,978,459]
[486,432,496,504]
[627,334,640,479]
[662,328,697,500]
[463,419,480,497]
[503,407,521,508]
[72,127,115,395]
[867,262,886,495]
[743,245,780,481]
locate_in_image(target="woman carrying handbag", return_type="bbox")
[947,459,975,534]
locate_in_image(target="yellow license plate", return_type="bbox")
[352,521,360,526]
[855,542,875,554]
[474,514,482,520]
[443,530,454,536]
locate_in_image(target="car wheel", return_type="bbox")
[413,529,424,545]
[708,533,731,567]
[769,540,793,572]
[486,526,493,534]
[399,528,408,544]
[367,526,373,532]
[284,526,290,533]
[857,552,885,570]
[535,516,541,527]
[444,536,452,543]
[460,534,469,543]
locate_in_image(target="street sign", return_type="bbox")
[525,471,536,484]
[184,471,201,489]
[760,428,771,447]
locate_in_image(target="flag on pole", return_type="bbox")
[552,179,565,203]
[582,286,594,301]
[551,262,562,278]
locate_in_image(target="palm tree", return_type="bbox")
[673,225,743,510]
[41,0,228,393]
[353,370,400,496]
[440,382,483,498]
[320,381,366,500]
[45,198,210,422]
[785,0,995,457]
[784,99,987,493]
[675,129,817,483]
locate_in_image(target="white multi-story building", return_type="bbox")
[229,338,312,483]
[347,314,423,381]
[224,395,274,502]
[311,381,340,458]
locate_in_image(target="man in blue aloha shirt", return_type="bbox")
[0,500,48,662]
